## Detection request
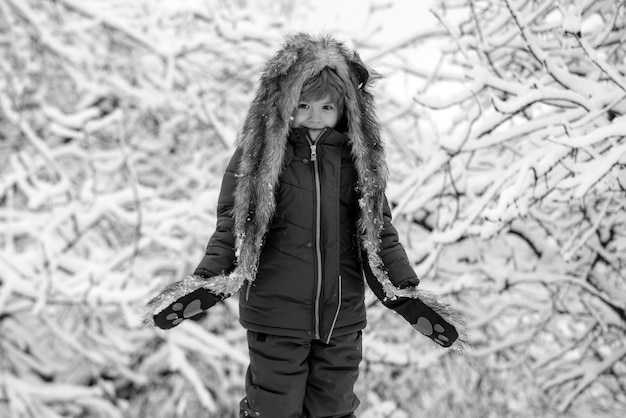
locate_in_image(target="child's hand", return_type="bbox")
[385,295,459,347]
[365,272,461,348]
[380,277,459,347]
[146,275,227,329]
[406,298,459,347]
[152,287,223,329]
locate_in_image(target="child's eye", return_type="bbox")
[323,105,335,110]
[297,103,309,109]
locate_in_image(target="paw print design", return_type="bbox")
[412,316,450,346]
[153,287,222,329]
[164,298,205,327]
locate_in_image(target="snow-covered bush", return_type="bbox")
[0,0,285,416]
[374,0,626,415]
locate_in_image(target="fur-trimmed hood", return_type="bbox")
[225,32,392,296]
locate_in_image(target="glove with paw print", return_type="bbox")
[146,275,226,329]
[387,291,459,347]
[367,275,461,348]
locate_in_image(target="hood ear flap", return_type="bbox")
[266,47,300,78]
[349,52,383,90]
[350,61,369,90]
[349,51,372,90]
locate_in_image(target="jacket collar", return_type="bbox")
[288,127,349,147]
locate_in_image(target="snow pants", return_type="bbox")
[240,330,362,418]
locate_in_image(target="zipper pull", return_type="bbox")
[310,144,317,162]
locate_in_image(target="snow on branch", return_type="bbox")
[380,0,626,413]
[0,0,289,416]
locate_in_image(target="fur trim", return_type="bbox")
[144,275,238,322]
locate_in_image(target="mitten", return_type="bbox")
[384,294,459,347]
[146,275,226,329]
[367,275,461,348]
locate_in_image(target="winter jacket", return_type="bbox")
[193,127,419,341]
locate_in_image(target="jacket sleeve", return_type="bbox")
[193,147,241,278]
[362,199,460,348]
[362,195,420,309]
[376,196,420,288]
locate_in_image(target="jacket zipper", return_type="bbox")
[307,129,325,339]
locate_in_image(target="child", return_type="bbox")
[146,33,465,418]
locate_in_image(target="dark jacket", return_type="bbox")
[194,127,418,342]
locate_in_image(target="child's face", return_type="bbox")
[292,96,339,139]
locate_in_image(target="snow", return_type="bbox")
[1,0,625,417]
